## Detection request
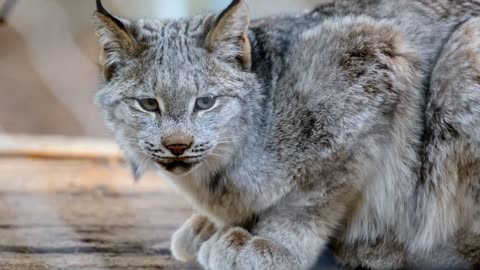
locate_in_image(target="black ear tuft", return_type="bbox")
[216,0,242,24]
[96,0,126,31]
[96,0,106,14]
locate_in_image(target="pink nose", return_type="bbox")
[165,144,190,156]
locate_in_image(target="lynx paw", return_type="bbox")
[171,215,217,262]
[198,227,298,270]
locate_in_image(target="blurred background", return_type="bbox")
[0,0,319,138]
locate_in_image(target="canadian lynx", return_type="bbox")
[94,0,480,268]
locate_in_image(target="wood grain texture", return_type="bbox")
[0,192,198,269]
[0,135,198,269]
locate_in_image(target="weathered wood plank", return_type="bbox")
[0,136,198,269]
[0,254,198,270]
[0,192,197,269]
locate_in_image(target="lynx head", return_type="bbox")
[94,0,260,178]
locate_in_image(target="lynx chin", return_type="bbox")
[94,0,480,269]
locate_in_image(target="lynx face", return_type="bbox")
[94,1,257,176]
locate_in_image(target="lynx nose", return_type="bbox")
[162,133,193,156]
[165,144,190,156]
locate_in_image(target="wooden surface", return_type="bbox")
[0,135,198,270]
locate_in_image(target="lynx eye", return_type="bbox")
[138,98,160,112]
[195,96,217,111]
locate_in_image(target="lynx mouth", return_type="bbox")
[162,161,194,170]
[155,159,201,175]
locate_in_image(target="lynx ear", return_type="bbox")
[93,0,136,81]
[206,0,252,69]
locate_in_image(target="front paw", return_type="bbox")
[171,215,217,262]
[198,227,298,270]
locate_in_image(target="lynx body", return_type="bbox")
[94,0,480,268]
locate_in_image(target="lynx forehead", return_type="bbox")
[94,0,480,269]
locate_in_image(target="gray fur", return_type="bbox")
[94,0,480,269]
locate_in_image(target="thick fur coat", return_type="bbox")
[94,0,480,268]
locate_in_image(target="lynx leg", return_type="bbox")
[196,188,357,270]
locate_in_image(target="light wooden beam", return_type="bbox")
[0,134,123,160]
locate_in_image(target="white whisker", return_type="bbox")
[204,159,212,172]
